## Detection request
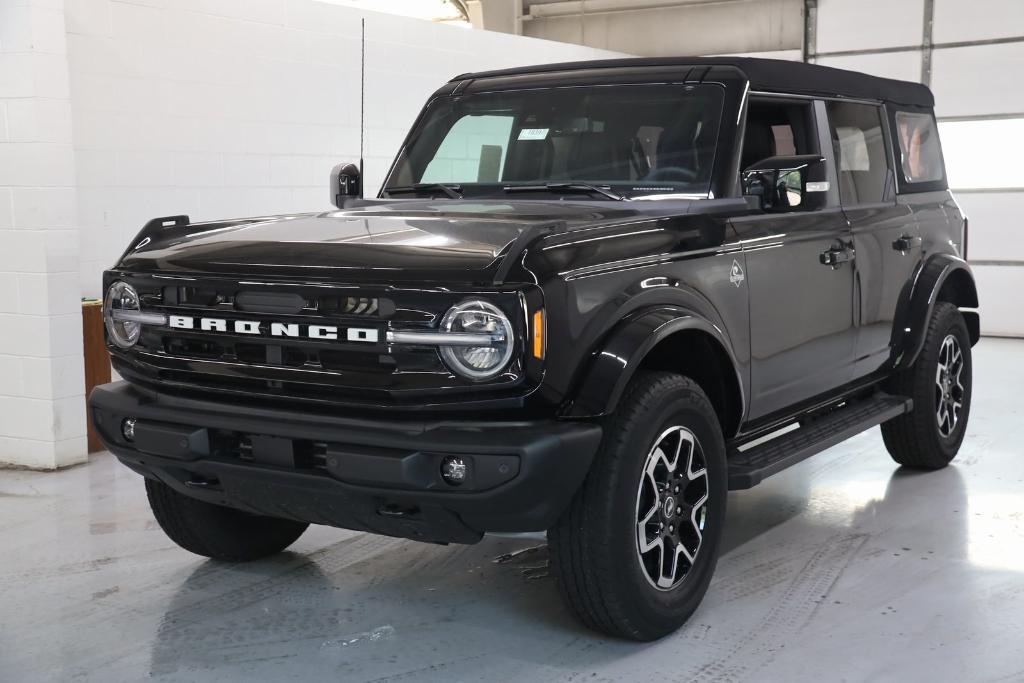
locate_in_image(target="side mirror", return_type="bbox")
[330,163,361,208]
[741,155,827,212]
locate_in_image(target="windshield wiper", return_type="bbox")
[384,183,463,199]
[503,182,627,201]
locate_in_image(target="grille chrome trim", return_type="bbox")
[387,330,504,347]
[109,309,168,325]
[114,308,501,348]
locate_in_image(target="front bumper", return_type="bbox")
[90,382,601,544]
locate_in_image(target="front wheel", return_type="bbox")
[548,372,727,641]
[146,479,309,562]
[882,301,972,469]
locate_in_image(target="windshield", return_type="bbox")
[383,84,725,200]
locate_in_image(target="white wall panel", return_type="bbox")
[717,50,804,62]
[933,0,1024,44]
[931,43,1024,117]
[522,0,801,57]
[814,50,922,84]
[972,265,1024,337]
[953,192,1024,263]
[816,0,924,53]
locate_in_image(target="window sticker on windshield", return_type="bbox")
[518,128,549,140]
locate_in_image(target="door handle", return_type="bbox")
[820,245,855,268]
[892,234,922,252]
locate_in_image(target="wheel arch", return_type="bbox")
[893,254,980,370]
[563,307,745,438]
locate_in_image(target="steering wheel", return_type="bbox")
[643,166,698,182]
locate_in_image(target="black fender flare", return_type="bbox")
[563,306,746,430]
[892,254,980,370]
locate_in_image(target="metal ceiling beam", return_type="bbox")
[921,0,935,86]
[803,0,817,63]
[523,0,744,20]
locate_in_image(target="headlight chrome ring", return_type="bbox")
[103,281,143,348]
[438,300,515,380]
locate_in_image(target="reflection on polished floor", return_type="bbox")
[2,339,1023,682]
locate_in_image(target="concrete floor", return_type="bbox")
[2,338,1023,682]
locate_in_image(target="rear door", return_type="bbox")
[826,101,921,378]
[732,97,857,421]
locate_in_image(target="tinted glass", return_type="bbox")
[827,102,890,205]
[386,84,725,199]
[895,111,944,183]
[741,100,818,170]
[422,114,514,184]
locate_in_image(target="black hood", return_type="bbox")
[117,199,704,283]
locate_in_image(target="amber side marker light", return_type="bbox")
[532,309,545,359]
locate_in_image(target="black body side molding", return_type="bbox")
[891,254,979,370]
[563,306,745,430]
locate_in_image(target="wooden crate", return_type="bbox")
[82,300,111,453]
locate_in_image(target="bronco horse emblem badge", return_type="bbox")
[729,259,745,287]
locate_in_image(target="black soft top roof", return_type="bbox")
[452,56,934,108]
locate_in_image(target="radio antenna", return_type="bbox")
[359,17,365,196]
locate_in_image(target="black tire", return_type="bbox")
[548,372,727,641]
[145,479,309,562]
[881,301,972,469]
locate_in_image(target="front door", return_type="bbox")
[732,97,857,421]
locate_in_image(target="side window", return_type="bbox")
[741,100,817,171]
[422,114,514,183]
[894,111,944,184]
[741,99,818,212]
[826,102,890,205]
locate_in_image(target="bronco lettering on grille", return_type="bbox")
[167,315,378,343]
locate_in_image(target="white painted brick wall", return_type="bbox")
[1,0,86,469]
[66,0,623,298]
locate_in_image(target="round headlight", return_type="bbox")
[439,300,515,380]
[104,281,142,348]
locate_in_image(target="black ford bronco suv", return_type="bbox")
[91,57,979,641]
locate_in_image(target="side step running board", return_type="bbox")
[727,393,912,490]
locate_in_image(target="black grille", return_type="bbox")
[112,273,527,406]
[135,278,409,397]
[221,432,328,470]
[139,279,398,376]
[140,325,397,375]
[161,285,394,317]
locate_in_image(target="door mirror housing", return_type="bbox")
[742,155,827,212]
[330,163,362,208]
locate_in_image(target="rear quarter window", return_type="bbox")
[894,111,945,184]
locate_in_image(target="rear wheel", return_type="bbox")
[882,301,972,469]
[146,479,309,562]
[548,372,727,641]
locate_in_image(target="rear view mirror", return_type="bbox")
[330,163,361,208]
[742,155,827,212]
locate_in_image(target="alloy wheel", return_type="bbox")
[935,334,965,439]
[634,426,709,590]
